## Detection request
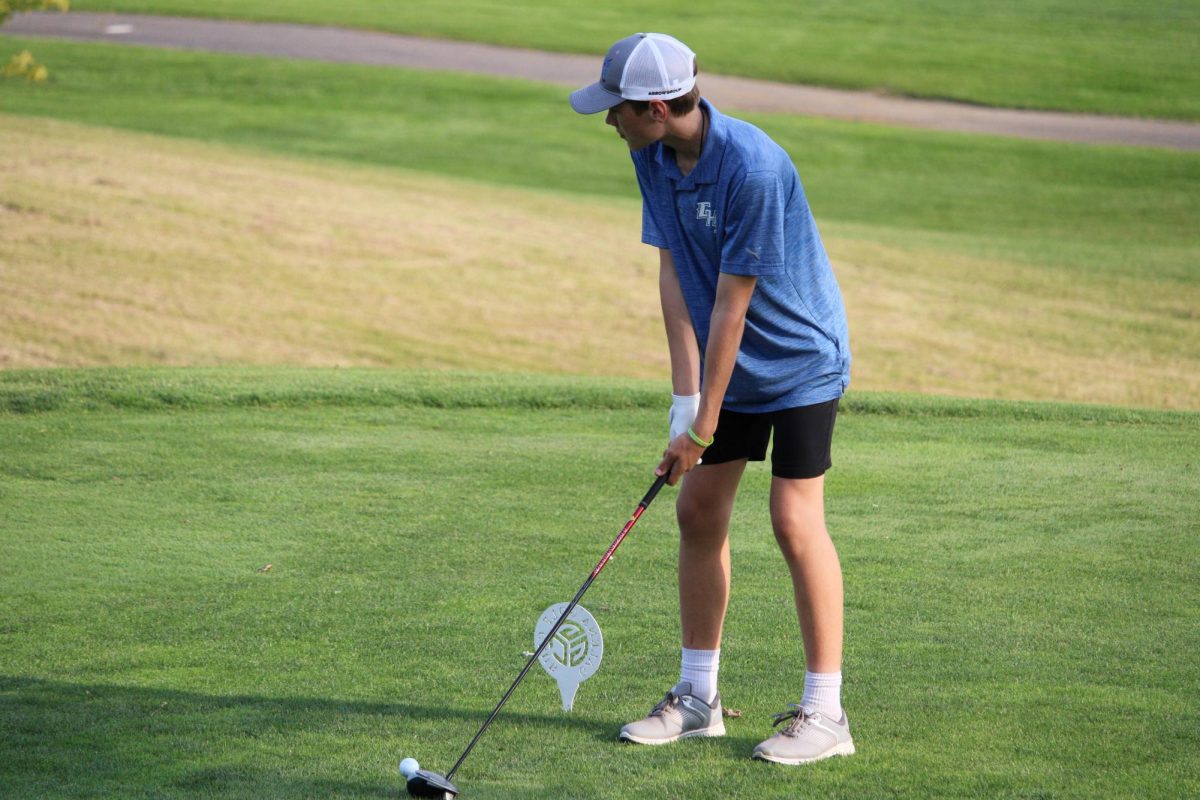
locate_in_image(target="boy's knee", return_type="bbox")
[676,492,728,539]
[675,492,705,531]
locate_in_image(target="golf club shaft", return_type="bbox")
[445,472,669,781]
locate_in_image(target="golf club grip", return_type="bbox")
[641,471,670,508]
[445,473,669,781]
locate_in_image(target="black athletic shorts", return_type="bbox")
[701,398,839,479]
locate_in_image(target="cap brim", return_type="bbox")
[570,82,625,114]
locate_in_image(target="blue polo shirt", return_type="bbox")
[632,99,851,413]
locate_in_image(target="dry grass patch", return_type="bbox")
[0,115,664,376]
[2,115,1196,409]
[833,236,1200,409]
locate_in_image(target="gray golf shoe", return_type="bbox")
[618,682,725,745]
[752,705,855,765]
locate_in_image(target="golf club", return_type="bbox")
[405,471,670,798]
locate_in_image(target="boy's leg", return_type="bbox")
[677,458,747,650]
[764,398,844,678]
[618,460,745,744]
[752,400,854,765]
[752,476,854,765]
[769,475,843,676]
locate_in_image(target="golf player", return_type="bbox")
[570,33,854,765]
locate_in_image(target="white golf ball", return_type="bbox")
[399,757,420,779]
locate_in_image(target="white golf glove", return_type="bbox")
[669,393,700,443]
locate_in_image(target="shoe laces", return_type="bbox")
[771,704,815,737]
[649,689,682,717]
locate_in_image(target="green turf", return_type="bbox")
[65,0,1200,120]
[1,369,1197,798]
[2,38,1198,285]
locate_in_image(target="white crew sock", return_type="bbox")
[801,671,843,719]
[680,647,720,704]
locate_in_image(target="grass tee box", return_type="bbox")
[65,0,1200,119]
[1,369,1197,799]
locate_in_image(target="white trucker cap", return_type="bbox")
[570,33,697,114]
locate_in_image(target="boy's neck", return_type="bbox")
[664,104,708,176]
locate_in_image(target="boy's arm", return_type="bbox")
[657,270,757,484]
[659,248,700,396]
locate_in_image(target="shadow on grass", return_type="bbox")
[0,674,612,799]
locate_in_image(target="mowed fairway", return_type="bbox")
[1,370,1197,799]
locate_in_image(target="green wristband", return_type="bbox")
[687,426,715,448]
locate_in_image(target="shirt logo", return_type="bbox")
[696,202,717,228]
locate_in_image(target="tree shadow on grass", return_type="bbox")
[0,674,606,799]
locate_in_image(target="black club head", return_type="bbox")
[406,769,459,799]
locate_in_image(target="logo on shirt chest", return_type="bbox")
[695,201,717,228]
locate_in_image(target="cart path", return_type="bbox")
[7,11,1200,151]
